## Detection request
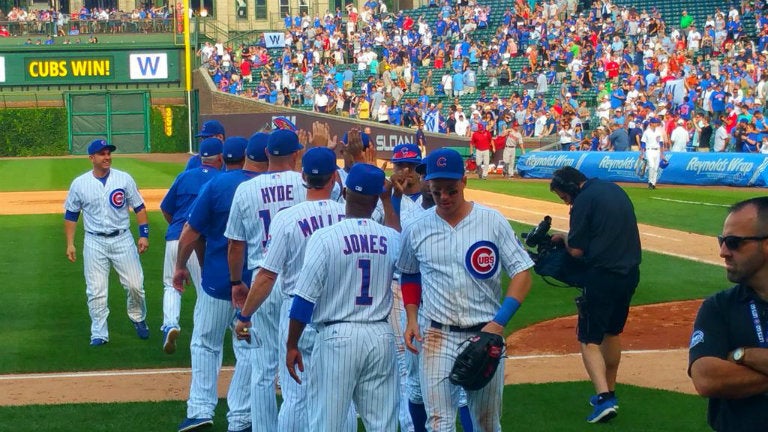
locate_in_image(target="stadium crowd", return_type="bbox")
[202,0,768,153]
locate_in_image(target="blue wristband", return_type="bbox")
[139,224,149,238]
[492,297,521,327]
[236,311,251,323]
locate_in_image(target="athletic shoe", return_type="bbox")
[589,395,619,410]
[178,417,213,432]
[163,326,180,354]
[132,320,150,340]
[587,397,618,423]
[90,338,108,346]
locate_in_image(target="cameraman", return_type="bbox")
[548,166,641,424]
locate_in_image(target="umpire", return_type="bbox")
[548,166,641,424]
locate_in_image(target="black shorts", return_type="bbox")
[577,267,639,344]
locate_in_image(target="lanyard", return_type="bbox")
[749,301,768,348]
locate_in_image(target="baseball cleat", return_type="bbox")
[132,320,150,340]
[587,398,618,423]
[90,338,108,346]
[163,327,180,354]
[178,417,213,432]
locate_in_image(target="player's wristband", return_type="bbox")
[492,297,521,327]
[230,280,242,286]
[138,224,149,238]
[236,311,251,323]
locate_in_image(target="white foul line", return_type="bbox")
[650,197,729,207]
[0,367,234,381]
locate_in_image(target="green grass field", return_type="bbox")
[0,156,736,431]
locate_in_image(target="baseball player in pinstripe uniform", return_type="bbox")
[397,148,534,432]
[160,137,224,354]
[173,135,266,432]
[286,163,401,432]
[234,147,355,432]
[225,129,307,432]
[396,156,475,432]
[64,139,150,346]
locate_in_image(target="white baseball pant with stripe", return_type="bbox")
[162,239,201,331]
[84,231,146,341]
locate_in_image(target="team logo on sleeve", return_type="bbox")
[465,241,499,279]
[109,189,126,209]
[689,330,704,349]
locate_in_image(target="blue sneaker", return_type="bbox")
[90,338,108,346]
[178,417,213,432]
[163,327,180,354]
[132,320,150,340]
[587,397,618,423]
[590,394,619,410]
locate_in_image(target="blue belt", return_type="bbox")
[430,320,486,332]
[88,230,125,238]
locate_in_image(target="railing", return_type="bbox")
[0,18,175,36]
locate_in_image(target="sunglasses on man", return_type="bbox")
[717,235,768,250]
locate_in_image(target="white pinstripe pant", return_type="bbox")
[420,326,504,432]
[278,297,317,431]
[162,239,201,331]
[390,280,416,432]
[83,231,145,341]
[249,279,282,431]
[308,321,399,432]
[186,291,252,430]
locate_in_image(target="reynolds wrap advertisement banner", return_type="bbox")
[517,152,768,187]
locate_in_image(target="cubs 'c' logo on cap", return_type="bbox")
[109,189,126,209]
[272,116,297,131]
[395,148,419,159]
[465,241,499,279]
[436,156,448,167]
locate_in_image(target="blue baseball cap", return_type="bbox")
[302,147,338,175]
[345,163,386,196]
[196,120,225,137]
[649,117,662,124]
[223,136,247,162]
[267,129,303,156]
[424,148,465,181]
[247,132,269,162]
[391,143,422,164]
[87,139,116,155]
[199,137,223,157]
[341,131,371,149]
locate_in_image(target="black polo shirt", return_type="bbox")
[689,284,768,432]
[567,178,641,274]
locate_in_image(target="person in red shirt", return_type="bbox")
[240,59,252,84]
[605,58,619,80]
[469,123,495,179]
[403,15,414,31]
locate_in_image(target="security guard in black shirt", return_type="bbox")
[549,166,642,424]
[689,197,768,432]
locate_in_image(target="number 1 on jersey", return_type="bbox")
[355,259,373,306]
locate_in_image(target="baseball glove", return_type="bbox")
[449,331,505,391]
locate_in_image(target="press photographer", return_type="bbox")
[548,166,642,424]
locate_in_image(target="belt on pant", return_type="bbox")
[323,318,387,327]
[88,229,125,238]
[430,320,486,332]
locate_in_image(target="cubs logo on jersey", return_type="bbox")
[465,240,499,279]
[110,189,126,209]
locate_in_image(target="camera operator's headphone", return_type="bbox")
[551,172,582,200]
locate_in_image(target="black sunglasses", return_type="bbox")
[717,235,768,250]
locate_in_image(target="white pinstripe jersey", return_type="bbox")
[399,194,426,229]
[396,204,534,326]
[64,168,145,233]
[295,218,400,324]
[224,171,307,270]
[260,199,347,297]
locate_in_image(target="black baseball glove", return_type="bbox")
[449,331,505,391]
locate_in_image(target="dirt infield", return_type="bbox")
[0,186,715,406]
